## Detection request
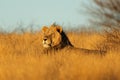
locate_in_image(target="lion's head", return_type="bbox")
[41,24,73,49]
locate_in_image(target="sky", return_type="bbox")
[0,0,91,32]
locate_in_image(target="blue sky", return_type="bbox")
[0,0,91,31]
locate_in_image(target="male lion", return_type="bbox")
[41,24,106,54]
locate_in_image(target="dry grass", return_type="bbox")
[0,31,120,80]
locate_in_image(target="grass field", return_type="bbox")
[0,30,120,80]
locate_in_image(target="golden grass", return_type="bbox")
[0,31,120,80]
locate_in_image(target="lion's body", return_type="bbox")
[41,24,106,54]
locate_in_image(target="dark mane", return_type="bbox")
[51,23,73,49]
[57,31,73,49]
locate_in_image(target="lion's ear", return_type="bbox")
[56,26,62,33]
[42,26,48,33]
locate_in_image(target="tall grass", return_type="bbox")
[0,30,120,80]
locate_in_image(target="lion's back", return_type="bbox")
[63,46,106,55]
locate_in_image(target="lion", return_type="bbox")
[41,24,106,54]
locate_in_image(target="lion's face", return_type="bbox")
[41,25,62,48]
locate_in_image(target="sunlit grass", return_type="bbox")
[0,31,120,80]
